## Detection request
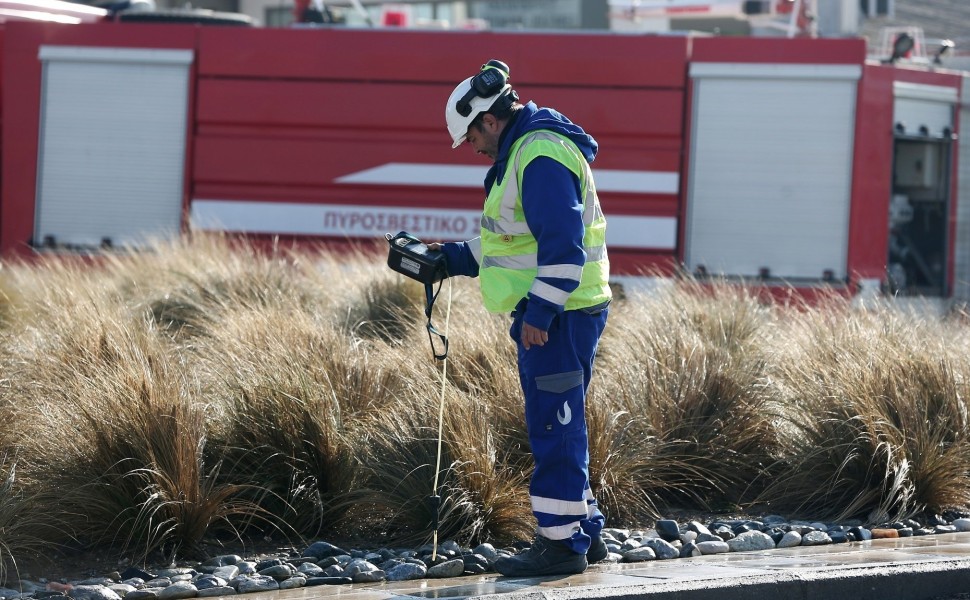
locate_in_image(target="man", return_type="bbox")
[432,60,612,577]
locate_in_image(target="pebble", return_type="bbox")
[302,542,347,560]
[68,586,122,600]
[235,577,277,594]
[829,531,849,544]
[688,521,712,536]
[385,562,427,581]
[603,528,630,541]
[642,538,680,560]
[461,554,488,574]
[871,528,899,539]
[620,538,641,551]
[278,577,305,590]
[321,565,344,577]
[655,520,680,542]
[255,566,291,581]
[696,540,730,554]
[953,518,970,532]
[351,570,386,584]
[622,547,657,562]
[696,532,723,544]
[727,530,776,552]
[472,543,498,561]
[192,577,225,592]
[108,584,136,596]
[778,531,802,548]
[801,531,832,546]
[680,541,702,558]
[295,563,323,578]
[156,582,197,600]
[427,559,464,578]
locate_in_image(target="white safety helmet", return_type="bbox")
[445,60,515,149]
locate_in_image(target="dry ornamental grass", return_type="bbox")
[0,233,969,584]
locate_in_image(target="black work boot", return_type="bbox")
[587,533,608,564]
[495,536,588,577]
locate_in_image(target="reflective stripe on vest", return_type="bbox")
[478,130,611,313]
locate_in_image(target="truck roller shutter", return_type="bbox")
[685,63,861,281]
[35,46,193,249]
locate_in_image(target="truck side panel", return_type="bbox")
[191,28,690,273]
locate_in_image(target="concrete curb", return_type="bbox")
[478,558,970,600]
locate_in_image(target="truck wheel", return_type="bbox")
[116,9,254,26]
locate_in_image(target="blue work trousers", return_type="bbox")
[510,303,608,554]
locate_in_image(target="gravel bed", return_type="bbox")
[3,510,970,600]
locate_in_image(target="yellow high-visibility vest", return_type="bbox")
[477,130,611,313]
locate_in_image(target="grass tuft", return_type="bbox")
[759,305,970,522]
[0,458,73,586]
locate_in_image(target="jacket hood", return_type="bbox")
[486,101,598,189]
[515,102,598,163]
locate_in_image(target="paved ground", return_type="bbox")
[243,532,970,600]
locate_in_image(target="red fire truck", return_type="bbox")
[0,22,966,299]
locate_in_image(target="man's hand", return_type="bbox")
[521,322,548,350]
[428,243,441,251]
